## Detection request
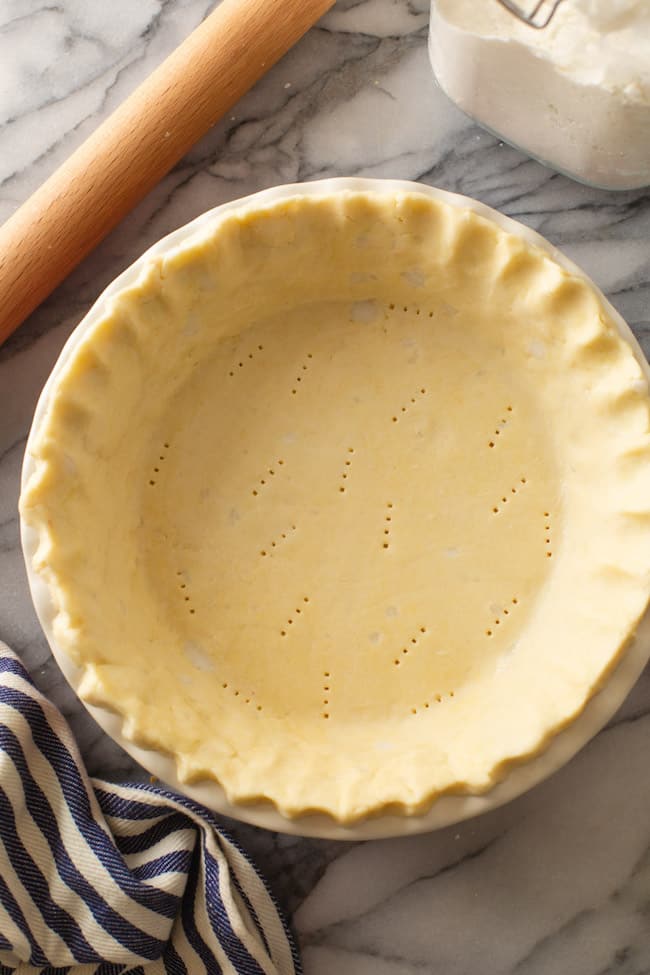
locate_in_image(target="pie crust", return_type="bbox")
[20,189,650,823]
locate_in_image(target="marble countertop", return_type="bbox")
[1,2,650,972]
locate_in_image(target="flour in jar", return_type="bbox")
[429,0,650,189]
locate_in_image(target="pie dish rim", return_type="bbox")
[20,177,650,838]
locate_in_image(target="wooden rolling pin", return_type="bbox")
[0,0,334,345]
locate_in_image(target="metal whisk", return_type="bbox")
[496,0,566,29]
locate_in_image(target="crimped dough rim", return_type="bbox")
[20,183,650,825]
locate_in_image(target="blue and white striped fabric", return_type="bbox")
[0,641,301,975]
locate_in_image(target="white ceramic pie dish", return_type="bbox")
[21,178,650,839]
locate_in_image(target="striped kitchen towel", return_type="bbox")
[0,641,301,975]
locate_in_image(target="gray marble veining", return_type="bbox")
[1,2,649,971]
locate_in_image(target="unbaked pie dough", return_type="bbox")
[21,191,650,822]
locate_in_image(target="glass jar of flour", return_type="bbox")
[428,0,650,190]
